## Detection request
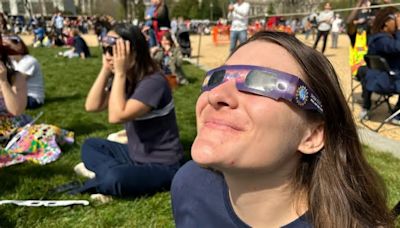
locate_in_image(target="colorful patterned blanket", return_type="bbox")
[0,124,74,168]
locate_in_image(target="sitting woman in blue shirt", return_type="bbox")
[75,23,183,201]
[359,6,400,123]
[171,31,394,227]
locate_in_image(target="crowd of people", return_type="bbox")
[1,0,400,226]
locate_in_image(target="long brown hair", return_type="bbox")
[371,6,399,34]
[0,32,16,83]
[112,23,159,95]
[234,31,394,227]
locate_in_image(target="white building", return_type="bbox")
[0,0,77,16]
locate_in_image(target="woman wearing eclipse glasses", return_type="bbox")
[171,31,394,227]
[75,24,183,201]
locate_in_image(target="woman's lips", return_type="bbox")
[203,119,245,132]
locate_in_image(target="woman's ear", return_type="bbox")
[297,121,325,154]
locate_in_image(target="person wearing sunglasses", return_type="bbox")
[171,31,394,227]
[74,23,183,201]
[2,34,45,109]
[0,32,29,142]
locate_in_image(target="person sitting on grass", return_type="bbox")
[60,29,90,59]
[2,34,45,109]
[0,32,30,142]
[74,23,184,202]
[171,31,395,227]
[151,31,188,85]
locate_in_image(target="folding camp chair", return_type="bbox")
[361,55,399,132]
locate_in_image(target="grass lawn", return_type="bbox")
[0,47,399,227]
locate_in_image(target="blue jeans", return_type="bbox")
[230,30,247,53]
[27,96,43,109]
[78,138,180,197]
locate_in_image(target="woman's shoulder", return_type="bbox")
[172,160,224,192]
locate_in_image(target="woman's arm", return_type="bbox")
[85,55,112,112]
[346,0,364,24]
[108,39,151,124]
[0,70,27,116]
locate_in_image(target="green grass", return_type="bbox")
[0,47,399,227]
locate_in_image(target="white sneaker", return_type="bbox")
[74,162,96,179]
[90,194,113,203]
[391,117,400,125]
[107,129,128,144]
[359,109,369,120]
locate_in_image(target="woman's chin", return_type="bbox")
[191,138,221,166]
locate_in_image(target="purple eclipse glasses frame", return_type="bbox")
[202,65,324,114]
[101,36,118,56]
[2,35,21,43]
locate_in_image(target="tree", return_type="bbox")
[267,2,275,16]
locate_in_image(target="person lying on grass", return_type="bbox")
[74,23,184,202]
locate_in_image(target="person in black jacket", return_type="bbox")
[359,7,400,123]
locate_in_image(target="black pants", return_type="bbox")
[313,30,330,53]
[359,69,400,111]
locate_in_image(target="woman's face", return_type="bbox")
[161,36,171,48]
[384,17,396,34]
[192,41,312,173]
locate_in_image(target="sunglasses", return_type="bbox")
[202,65,324,114]
[2,35,21,44]
[101,36,118,56]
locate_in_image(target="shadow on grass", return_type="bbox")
[0,213,16,227]
[65,121,108,135]
[44,93,82,104]
[0,162,76,196]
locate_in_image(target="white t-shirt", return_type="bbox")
[331,18,343,33]
[228,2,250,31]
[317,10,334,31]
[12,55,45,103]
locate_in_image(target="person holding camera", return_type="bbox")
[74,23,183,201]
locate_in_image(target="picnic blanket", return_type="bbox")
[0,124,74,168]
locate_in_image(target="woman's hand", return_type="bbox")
[113,39,132,77]
[396,14,400,30]
[163,44,171,53]
[101,54,112,73]
[0,61,9,84]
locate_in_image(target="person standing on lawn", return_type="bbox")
[74,23,183,201]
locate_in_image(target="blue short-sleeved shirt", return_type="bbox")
[171,161,312,228]
[125,72,183,165]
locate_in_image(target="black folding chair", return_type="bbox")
[361,55,399,132]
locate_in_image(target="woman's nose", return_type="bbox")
[207,79,239,109]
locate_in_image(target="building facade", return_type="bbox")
[0,0,77,16]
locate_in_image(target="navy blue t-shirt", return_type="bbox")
[125,72,183,165]
[73,36,90,57]
[171,161,312,228]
